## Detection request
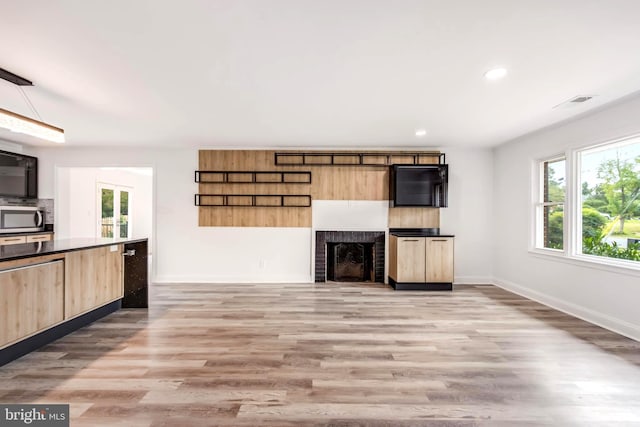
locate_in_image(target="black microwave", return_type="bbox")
[0,150,38,199]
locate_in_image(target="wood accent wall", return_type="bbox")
[388,207,440,228]
[198,150,441,228]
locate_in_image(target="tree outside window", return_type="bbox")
[581,141,640,261]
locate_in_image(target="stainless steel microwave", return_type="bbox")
[0,206,45,233]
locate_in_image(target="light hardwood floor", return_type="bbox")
[2,283,640,426]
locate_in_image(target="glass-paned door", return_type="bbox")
[97,183,132,238]
[119,189,129,238]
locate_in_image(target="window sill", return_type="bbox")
[528,248,640,277]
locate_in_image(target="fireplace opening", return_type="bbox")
[326,242,374,282]
[315,231,385,283]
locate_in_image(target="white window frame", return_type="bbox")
[533,154,568,253]
[530,134,640,275]
[96,182,133,239]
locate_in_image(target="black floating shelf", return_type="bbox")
[195,194,312,207]
[274,152,445,167]
[195,170,312,184]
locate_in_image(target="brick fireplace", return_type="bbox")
[315,231,385,283]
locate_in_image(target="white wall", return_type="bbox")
[31,146,494,285]
[439,147,494,283]
[55,167,71,235]
[55,167,153,246]
[493,93,640,341]
[0,140,27,154]
[312,200,389,231]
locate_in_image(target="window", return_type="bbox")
[579,138,640,262]
[534,135,640,266]
[536,157,565,250]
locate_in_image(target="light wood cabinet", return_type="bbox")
[0,260,64,348]
[65,245,124,318]
[0,243,134,364]
[425,238,454,283]
[0,236,27,245]
[390,236,427,282]
[26,234,52,242]
[388,235,454,289]
[0,233,53,245]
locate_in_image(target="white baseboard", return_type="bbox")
[493,277,640,342]
[153,275,314,284]
[454,276,493,285]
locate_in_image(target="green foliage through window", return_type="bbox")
[583,238,640,261]
[540,139,640,263]
[579,141,640,262]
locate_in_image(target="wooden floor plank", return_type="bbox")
[1,283,640,426]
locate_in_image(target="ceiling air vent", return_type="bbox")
[569,95,593,103]
[553,95,596,109]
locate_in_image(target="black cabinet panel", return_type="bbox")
[123,240,148,308]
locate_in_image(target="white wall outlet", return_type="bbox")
[110,245,118,252]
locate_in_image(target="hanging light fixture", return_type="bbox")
[0,107,65,143]
[0,67,65,143]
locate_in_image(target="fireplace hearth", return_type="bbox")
[315,231,384,283]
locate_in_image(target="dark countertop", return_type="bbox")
[0,237,148,263]
[389,228,455,237]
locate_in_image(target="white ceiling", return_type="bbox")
[1,0,640,148]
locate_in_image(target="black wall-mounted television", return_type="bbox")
[0,150,38,199]
[389,164,448,207]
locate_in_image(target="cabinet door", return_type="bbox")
[396,237,426,282]
[0,236,27,246]
[0,261,64,348]
[65,245,123,318]
[26,234,52,242]
[122,240,148,308]
[425,238,454,283]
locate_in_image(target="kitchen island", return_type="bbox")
[0,237,148,366]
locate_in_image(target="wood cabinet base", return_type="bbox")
[0,299,121,367]
[388,277,452,291]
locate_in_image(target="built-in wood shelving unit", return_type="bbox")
[195,194,312,207]
[196,149,442,227]
[274,152,445,166]
[195,170,312,184]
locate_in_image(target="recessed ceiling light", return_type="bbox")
[415,129,427,137]
[484,67,508,81]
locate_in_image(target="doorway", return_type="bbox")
[55,166,153,248]
[55,166,154,282]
